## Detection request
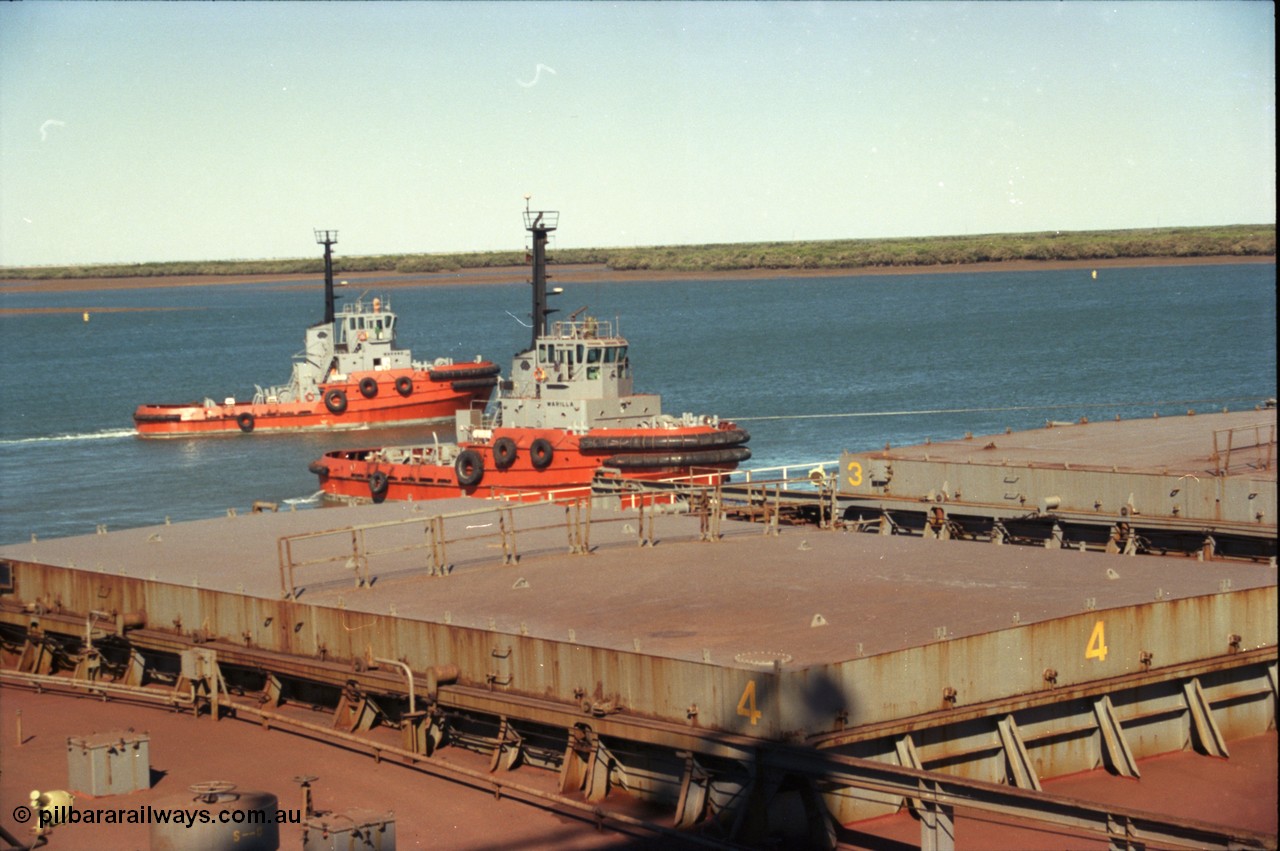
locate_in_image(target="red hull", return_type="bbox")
[313,424,750,503]
[134,365,496,437]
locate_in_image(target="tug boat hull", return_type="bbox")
[314,424,750,503]
[310,208,749,504]
[133,231,498,438]
[134,365,497,437]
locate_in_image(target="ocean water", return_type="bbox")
[0,263,1274,544]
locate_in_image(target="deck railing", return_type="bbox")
[1211,422,1276,475]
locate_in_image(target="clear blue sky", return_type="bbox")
[1,2,1274,267]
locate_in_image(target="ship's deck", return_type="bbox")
[835,408,1277,539]
[3,497,1274,668]
[869,407,1276,479]
[3,441,1277,848]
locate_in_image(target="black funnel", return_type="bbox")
[523,210,558,350]
[314,230,339,325]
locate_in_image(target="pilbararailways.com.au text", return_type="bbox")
[38,805,302,830]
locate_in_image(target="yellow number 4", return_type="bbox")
[737,680,762,725]
[1085,620,1108,662]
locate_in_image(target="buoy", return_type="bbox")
[1091,270,1097,280]
[83,312,90,322]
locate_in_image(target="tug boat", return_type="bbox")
[310,210,750,502]
[132,231,499,437]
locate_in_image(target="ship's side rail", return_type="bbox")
[489,462,804,509]
[278,502,544,600]
[1213,420,1276,475]
[588,461,845,531]
[546,316,618,340]
[275,497,728,600]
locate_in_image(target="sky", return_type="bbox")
[1,2,1274,267]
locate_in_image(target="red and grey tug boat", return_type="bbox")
[310,209,750,503]
[132,230,499,437]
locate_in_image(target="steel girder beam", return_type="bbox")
[760,746,1275,851]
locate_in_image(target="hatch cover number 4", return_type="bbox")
[737,680,762,725]
[1086,620,1109,662]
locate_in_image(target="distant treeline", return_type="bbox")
[3,224,1273,281]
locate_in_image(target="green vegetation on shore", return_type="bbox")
[2,224,1273,281]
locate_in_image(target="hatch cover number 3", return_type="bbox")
[845,461,863,488]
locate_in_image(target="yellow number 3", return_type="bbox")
[846,460,863,488]
[1085,620,1108,662]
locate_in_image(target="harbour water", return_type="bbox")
[0,262,1274,544]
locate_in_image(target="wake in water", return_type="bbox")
[283,491,324,507]
[0,428,136,446]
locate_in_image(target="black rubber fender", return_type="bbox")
[307,462,329,477]
[451,377,499,392]
[578,428,750,452]
[133,411,183,423]
[428,364,501,382]
[359,377,379,399]
[324,388,348,414]
[492,436,518,469]
[368,470,390,501]
[236,412,255,433]
[395,376,413,397]
[530,438,554,470]
[603,446,752,468]
[455,449,484,487]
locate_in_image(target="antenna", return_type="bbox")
[314,230,339,325]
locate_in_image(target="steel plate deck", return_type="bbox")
[2,499,1274,668]
[864,408,1276,478]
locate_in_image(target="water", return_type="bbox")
[1,264,1274,544]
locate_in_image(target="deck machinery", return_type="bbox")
[1,414,1276,849]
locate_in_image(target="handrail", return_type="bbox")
[280,461,845,598]
[1211,422,1275,475]
[726,460,840,487]
[277,499,679,600]
[277,501,553,599]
